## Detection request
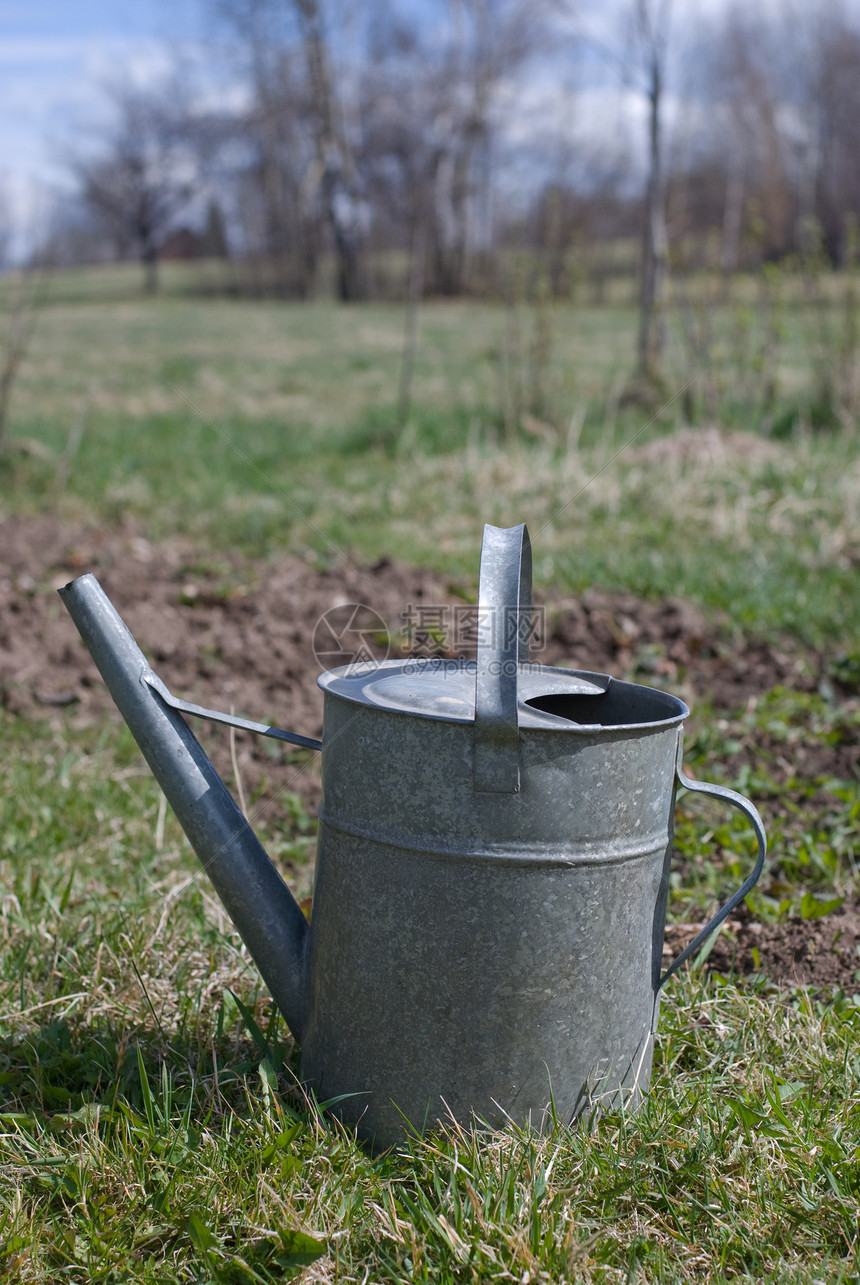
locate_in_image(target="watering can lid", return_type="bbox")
[318,658,610,727]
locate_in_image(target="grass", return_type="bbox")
[2,264,860,1280]
[2,705,860,1282]
[2,696,859,1282]
[4,987,860,1283]
[1,261,858,649]
[6,402,860,648]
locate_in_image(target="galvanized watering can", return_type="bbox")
[60,524,765,1148]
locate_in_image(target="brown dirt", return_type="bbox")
[541,592,820,713]
[666,902,860,994]
[2,512,858,994]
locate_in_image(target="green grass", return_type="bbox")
[4,985,860,1282]
[2,271,860,647]
[2,706,860,1281]
[6,405,860,648]
[3,266,860,1280]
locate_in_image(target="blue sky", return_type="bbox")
[0,0,199,253]
[0,0,726,261]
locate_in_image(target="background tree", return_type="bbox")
[0,183,12,271]
[685,1,860,272]
[628,0,671,386]
[359,0,537,297]
[216,0,321,295]
[211,0,365,298]
[566,0,674,384]
[794,2,860,263]
[293,0,366,300]
[71,81,199,293]
[42,0,860,302]
[705,8,794,266]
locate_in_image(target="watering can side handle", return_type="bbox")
[474,523,532,794]
[659,749,767,990]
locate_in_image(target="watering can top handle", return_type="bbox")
[659,740,768,990]
[473,522,532,793]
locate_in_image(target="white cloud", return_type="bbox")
[0,27,180,258]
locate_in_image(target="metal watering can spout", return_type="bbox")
[58,573,312,1041]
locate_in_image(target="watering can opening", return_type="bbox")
[525,680,684,728]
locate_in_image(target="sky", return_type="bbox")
[0,0,199,258]
[0,0,733,263]
[0,0,621,256]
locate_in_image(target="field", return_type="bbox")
[1,264,860,1281]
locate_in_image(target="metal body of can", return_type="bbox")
[305,671,684,1142]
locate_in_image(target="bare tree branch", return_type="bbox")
[69,81,199,293]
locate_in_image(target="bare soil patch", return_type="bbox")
[665,901,860,995]
[2,513,858,994]
[708,901,860,991]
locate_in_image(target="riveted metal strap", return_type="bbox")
[142,670,323,752]
[473,523,532,793]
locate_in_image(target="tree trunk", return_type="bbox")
[432,149,466,295]
[0,271,43,448]
[429,59,491,298]
[142,241,159,294]
[294,0,364,301]
[397,219,426,427]
[721,154,744,275]
[637,55,667,381]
